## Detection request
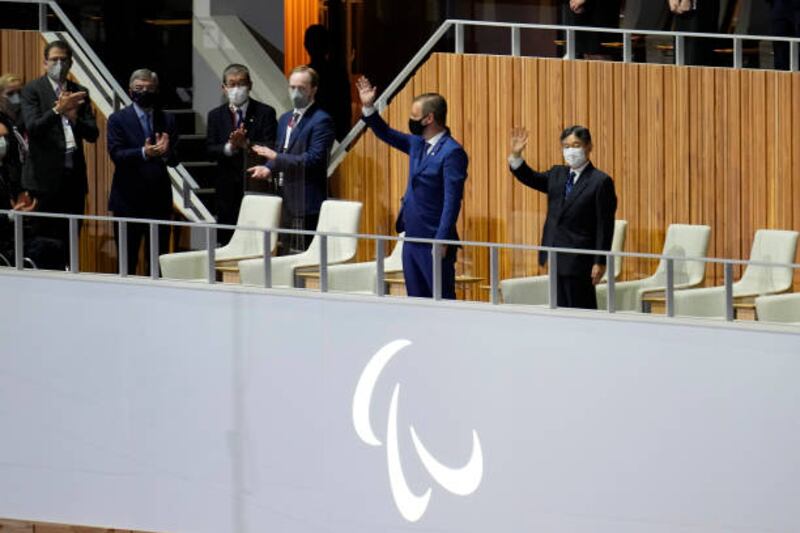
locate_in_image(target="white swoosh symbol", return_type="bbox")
[387,384,431,522]
[352,339,411,446]
[410,426,483,496]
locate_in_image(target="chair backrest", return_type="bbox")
[736,229,799,294]
[385,233,405,271]
[217,195,282,260]
[602,219,628,282]
[305,199,363,263]
[653,224,712,285]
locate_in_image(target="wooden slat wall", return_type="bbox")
[283,0,319,74]
[331,52,800,298]
[1,30,119,274]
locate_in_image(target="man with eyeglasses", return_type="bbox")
[20,40,98,269]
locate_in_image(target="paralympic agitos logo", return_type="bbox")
[352,339,484,522]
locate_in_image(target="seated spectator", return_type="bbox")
[107,69,179,276]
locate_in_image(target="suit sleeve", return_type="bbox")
[268,114,335,174]
[593,176,618,266]
[362,110,412,155]
[107,113,144,164]
[21,83,61,139]
[510,160,551,193]
[435,148,468,240]
[71,87,99,142]
[206,109,226,161]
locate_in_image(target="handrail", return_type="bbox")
[3,208,799,322]
[327,18,800,176]
[0,0,208,218]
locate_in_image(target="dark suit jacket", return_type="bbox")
[363,111,468,241]
[107,104,179,217]
[206,98,277,201]
[267,104,335,217]
[20,75,99,194]
[512,161,617,276]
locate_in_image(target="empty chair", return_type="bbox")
[501,220,628,306]
[674,229,799,318]
[596,223,711,311]
[755,293,800,324]
[326,234,405,294]
[159,195,282,280]
[238,199,362,287]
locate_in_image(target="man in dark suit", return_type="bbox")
[356,76,469,300]
[107,69,178,275]
[206,63,277,245]
[20,40,99,266]
[248,65,335,253]
[508,125,617,309]
[563,0,622,59]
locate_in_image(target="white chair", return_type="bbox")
[596,223,711,311]
[674,229,799,318]
[159,194,282,280]
[755,293,800,324]
[238,199,363,287]
[326,234,405,294]
[500,220,628,306]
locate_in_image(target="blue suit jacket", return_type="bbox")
[107,105,179,217]
[267,104,335,216]
[363,111,468,240]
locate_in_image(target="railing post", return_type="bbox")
[149,222,159,279]
[38,3,48,32]
[724,262,734,321]
[622,32,632,64]
[566,28,576,60]
[69,217,79,274]
[117,220,128,276]
[206,226,216,284]
[791,41,799,72]
[733,37,743,69]
[548,250,558,309]
[13,212,24,270]
[511,26,521,57]
[490,246,500,305]
[665,258,675,317]
[375,238,385,297]
[263,230,272,288]
[454,22,464,54]
[432,242,442,301]
[675,34,685,66]
[606,252,616,313]
[319,234,328,293]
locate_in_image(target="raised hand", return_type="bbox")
[356,76,377,108]
[510,127,529,158]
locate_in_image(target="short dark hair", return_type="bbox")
[290,65,319,88]
[560,125,592,145]
[44,40,73,61]
[413,93,448,126]
[222,63,251,85]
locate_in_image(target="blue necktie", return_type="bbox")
[235,108,244,129]
[565,170,576,198]
[142,112,153,140]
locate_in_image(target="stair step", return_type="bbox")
[177,133,208,161]
[165,108,198,136]
[181,161,218,188]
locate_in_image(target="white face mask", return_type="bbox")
[226,86,249,107]
[46,60,69,83]
[7,93,20,106]
[563,147,587,169]
[0,137,7,162]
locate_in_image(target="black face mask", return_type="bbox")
[408,117,426,136]
[131,90,158,109]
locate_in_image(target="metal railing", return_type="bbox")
[0,0,206,218]
[328,18,800,175]
[4,209,799,324]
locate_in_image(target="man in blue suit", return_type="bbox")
[249,65,335,253]
[356,76,468,299]
[107,69,179,275]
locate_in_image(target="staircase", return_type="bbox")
[169,108,219,217]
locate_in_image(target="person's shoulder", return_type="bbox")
[108,104,133,124]
[587,163,612,182]
[249,98,276,116]
[22,76,46,95]
[208,102,228,118]
[309,104,333,122]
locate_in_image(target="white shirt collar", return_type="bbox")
[569,160,591,181]
[292,101,313,118]
[230,99,249,116]
[47,76,63,94]
[426,130,446,150]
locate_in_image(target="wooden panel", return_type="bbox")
[331,52,800,297]
[283,0,319,74]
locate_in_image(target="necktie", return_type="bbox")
[235,108,244,129]
[288,111,301,129]
[565,170,576,198]
[143,112,153,140]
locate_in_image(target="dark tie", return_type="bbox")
[143,112,153,140]
[235,108,244,129]
[288,111,301,129]
[564,170,576,198]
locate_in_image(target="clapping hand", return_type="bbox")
[229,126,248,150]
[11,191,37,212]
[247,165,272,180]
[55,90,86,120]
[356,76,377,109]
[251,144,277,161]
[144,132,170,159]
[569,0,586,14]
[510,127,529,158]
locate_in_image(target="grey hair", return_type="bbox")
[129,68,159,88]
[222,64,251,85]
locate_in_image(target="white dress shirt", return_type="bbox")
[48,76,77,154]
[283,101,313,151]
[223,99,250,157]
